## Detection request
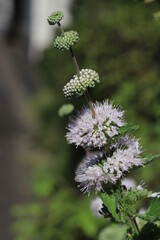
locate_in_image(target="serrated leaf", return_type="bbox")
[119,123,139,135]
[138,198,160,222]
[99,188,121,222]
[141,153,160,166]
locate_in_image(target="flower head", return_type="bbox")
[54,31,79,50]
[75,152,104,194]
[63,69,100,98]
[67,100,125,149]
[75,137,143,194]
[47,10,64,25]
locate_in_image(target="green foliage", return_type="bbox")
[118,123,140,135]
[138,198,160,222]
[12,192,105,240]
[98,224,127,240]
[142,152,160,166]
[58,103,74,117]
[99,187,121,222]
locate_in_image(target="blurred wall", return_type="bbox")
[0,0,73,239]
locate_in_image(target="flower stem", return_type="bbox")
[133,218,140,234]
[129,216,140,235]
[57,22,96,118]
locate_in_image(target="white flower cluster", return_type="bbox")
[67,100,125,148]
[63,69,100,98]
[75,137,143,194]
[54,30,79,50]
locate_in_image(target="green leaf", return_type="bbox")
[118,123,139,135]
[99,187,121,222]
[58,104,74,117]
[98,224,127,240]
[141,153,160,166]
[138,198,160,222]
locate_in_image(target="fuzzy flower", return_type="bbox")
[102,147,143,185]
[66,100,125,149]
[63,69,100,98]
[75,138,143,194]
[90,197,103,217]
[54,30,79,50]
[113,135,141,155]
[75,152,105,194]
[47,10,64,25]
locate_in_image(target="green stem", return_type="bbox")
[133,218,140,234]
[129,216,140,235]
[57,22,65,35]
[57,22,96,118]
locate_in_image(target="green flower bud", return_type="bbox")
[54,31,79,51]
[63,69,100,98]
[47,10,64,25]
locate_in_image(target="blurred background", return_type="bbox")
[0,0,160,239]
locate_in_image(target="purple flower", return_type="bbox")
[66,100,125,149]
[75,137,143,194]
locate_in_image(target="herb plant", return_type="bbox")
[47,10,160,240]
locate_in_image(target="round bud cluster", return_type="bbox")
[54,31,79,50]
[63,69,100,98]
[47,10,64,25]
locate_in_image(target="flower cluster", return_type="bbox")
[66,100,125,148]
[63,69,100,98]
[47,10,64,25]
[75,137,143,194]
[54,31,79,50]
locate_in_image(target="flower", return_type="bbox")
[66,100,125,149]
[54,31,79,50]
[113,135,141,155]
[47,10,64,25]
[90,197,103,217]
[75,137,143,194]
[75,152,105,194]
[103,143,143,184]
[63,69,100,98]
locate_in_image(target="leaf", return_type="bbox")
[141,153,160,166]
[58,104,74,117]
[99,187,121,222]
[138,198,160,222]
[98,224,127,240]
[119,123,139,135]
